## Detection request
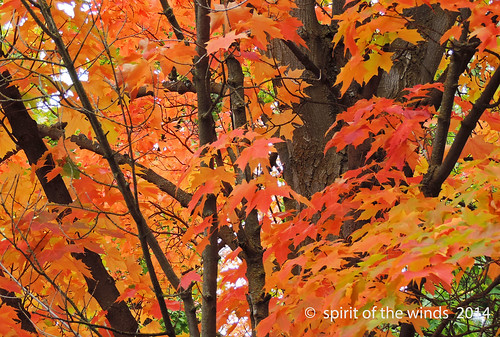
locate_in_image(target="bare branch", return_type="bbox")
[430,274,500,337]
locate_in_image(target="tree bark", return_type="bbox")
[226,53,271,334]
[193,0,219,335]
[377,5,457,99]
[273,0,347,202]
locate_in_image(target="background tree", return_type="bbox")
[0,0,498,336]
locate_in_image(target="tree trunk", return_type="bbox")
[269,4,460,337]
[273,3,457,225]
[273,0,347,203]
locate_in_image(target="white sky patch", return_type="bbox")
[57,2,76,18]
[55,68,89,86]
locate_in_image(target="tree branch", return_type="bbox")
[0,269,37,333]
[22,0,201,335]
[281,39,322,80]
[429,44,463,168]
[226,55,247,129]
[135,80,224,98]
[158,0,185,41]
[241,210,269,336]
[430,274,500,337]
[423,65,500,197]
[416,40,477,111]
[37,125,193,208]
[226,53,270,335]
[0,69,140,335]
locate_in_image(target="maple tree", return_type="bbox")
[0,0,499,336]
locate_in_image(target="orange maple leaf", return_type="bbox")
[206,31,248,55]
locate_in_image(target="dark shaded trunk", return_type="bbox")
[193,0,219,335]
[241,210,269,336]
[273,0,347,202]
[226,54,270,334]
[273,3,458,227]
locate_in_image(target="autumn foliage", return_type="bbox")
[0,0,499,336]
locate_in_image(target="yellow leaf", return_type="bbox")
[206,30,248,55]
[364,51,394,83]
[141,320,162,333]
[358,207,378,221]
[62,107,91,135]
[440,25,462,45]
[398,29,424,45]
[252,57,277,84]
[378,51,394,73]
[101,118,119,144]
[46,167,63,183]
[190,166,234,192]
[414,157,429,176]
[0,128,16,159]
[163,42,198,76]
[269,110,302,139]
